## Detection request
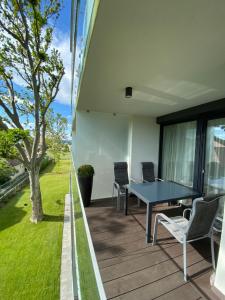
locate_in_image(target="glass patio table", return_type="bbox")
[125,181,202,243]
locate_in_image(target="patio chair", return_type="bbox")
[153,196,221,281]
[112,162,139,210]
[204,194,224,233]
[186,194,223,232]
[141,162,163,182]
[142,161,171,206]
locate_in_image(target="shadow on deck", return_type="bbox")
[85,198,221,300]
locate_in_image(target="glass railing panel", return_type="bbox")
[72,0,97,111]
[71,163,105,300]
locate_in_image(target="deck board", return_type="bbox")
[85,198,221,300]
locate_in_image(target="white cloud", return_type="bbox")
[52,31,71,105]
[11,29,72,106]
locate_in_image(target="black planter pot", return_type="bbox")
[78,176,93,207]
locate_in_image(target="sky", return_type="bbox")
[0,1,74,137]
[50,0,73,135]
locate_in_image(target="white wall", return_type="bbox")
[72,111,160,199]
[214,204,225,296]
[11,164,25,180]
[73,111,129,199]
[129,116,160,181]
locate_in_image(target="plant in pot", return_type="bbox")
[77,165,95,207]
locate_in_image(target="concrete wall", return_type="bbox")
[11,164,25,180]
[129,115,160,182]
[72,111,159,199]
[72,111,129,199]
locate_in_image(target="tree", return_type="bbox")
[0,128,29,159]
[0,158,16,185]
[0,1,64,223]
[46,110,68,161]
[0,129,16,158]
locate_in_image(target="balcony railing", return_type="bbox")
[71,161,106,300]
[71,0,100,110]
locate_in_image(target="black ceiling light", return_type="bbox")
[125,87,132,98]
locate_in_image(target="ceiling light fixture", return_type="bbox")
[125,87,132,98]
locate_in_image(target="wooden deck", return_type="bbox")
[85,198,221,300]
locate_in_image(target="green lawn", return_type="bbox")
[0,160,70,300]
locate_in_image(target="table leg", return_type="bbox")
[146,203,152,243]
[125,188,128,215]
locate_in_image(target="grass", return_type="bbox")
[72,170,100,300]
[0,160,70,300]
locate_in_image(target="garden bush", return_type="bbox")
[0,159,16,185]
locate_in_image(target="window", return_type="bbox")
[204,118,225,219]
[162,121,197,187]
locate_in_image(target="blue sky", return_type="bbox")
[51,0,72,127]
[0,1,73,136]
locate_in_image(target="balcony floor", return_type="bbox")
[85,198,221,300]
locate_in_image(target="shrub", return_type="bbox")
[40,156,54,172]
[77,165,95,177]
[0,158,16,185]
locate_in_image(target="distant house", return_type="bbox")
[7,159,25,179]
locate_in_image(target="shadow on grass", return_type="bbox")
[55,199,64,206]
[0,190,27,232]
[43,214,64,222]
[40,162,55,175]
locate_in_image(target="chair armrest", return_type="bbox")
[143,179,163,183]
[114,181,120,192]
[183,208,192,219]
[130,178,143,183]
[155,213,185,232]
[130,177,136,183]
[155,178,164,181]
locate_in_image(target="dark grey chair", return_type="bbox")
[141,162,163,182]
[153,195,221,281]
[202,194,224,233]
[112,162,138,210]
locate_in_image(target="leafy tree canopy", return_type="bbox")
[0,128,29,159]
[45,109,68,161]
[0,158,16,185]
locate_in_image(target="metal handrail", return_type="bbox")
[0,173,29,202]
[0,172,28,191]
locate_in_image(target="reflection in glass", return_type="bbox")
[204,119,225,220]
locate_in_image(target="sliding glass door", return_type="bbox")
[204,118,225,220]
[161,118,224,218]
[162,121,197,187]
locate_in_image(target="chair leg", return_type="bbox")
[117,192,120,211]
[121,194,125,210]
[211,233,216,270]
[112,184,115,200]
[183,241,188,281]
[137,198,141,207]
[152,217,158,245]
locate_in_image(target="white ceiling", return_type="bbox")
[77,0,225,117]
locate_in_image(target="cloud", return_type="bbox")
[11,29,72,106]
[52,31,71,106]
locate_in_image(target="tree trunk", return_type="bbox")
[29,167,43,223]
